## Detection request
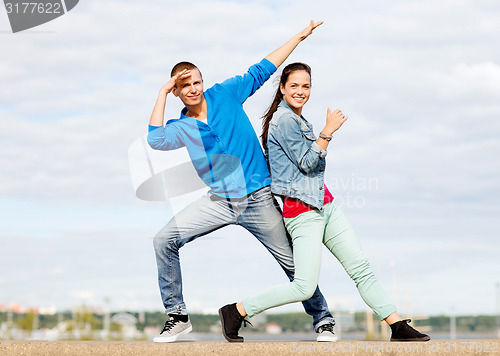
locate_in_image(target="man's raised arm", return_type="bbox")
[149,69,191,127]
[265,20,323,69]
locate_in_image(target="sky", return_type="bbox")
[1,0,499,319]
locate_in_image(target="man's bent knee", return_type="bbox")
[153,230,179,252]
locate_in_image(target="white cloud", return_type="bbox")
[69,290,96,302]
[1,0,499,316]
[431,62,500,100]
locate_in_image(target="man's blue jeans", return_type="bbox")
[153,186,335,331]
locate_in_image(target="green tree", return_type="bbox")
[17,310,35,333]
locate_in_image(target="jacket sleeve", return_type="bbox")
[273,114,327,174]
[219,58,277,104]
[147,124,185,151]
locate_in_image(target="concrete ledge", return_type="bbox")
[0,340,498,356]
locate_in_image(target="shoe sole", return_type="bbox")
[218,308,244,343]
[390,336,431,342]
[317,335,338,342]
[153,324,193,343]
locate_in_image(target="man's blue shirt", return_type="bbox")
[147,58,277,198]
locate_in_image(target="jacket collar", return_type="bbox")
[278,100,295,114]
[277,100,311,129]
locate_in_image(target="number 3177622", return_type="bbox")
[5,2,62,14]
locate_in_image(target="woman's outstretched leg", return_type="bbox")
[322,202,396,320]
[322,201,429,341]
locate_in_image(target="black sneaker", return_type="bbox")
[218,303,252,343]
[390,319,430,342]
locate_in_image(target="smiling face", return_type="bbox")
[280,70,311,116]
[172,68,204,107]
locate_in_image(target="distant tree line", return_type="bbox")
[0,311,498,333]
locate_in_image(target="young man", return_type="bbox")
[147,21,336,343]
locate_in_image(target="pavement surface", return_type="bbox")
[0,340,498,356]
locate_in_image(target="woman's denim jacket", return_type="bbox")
[266,101,328,210]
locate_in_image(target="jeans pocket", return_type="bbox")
[250,186,271,201]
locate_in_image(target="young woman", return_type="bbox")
[218,62,430,343]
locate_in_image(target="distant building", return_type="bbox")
[39,305,57,315]
[336,311,355,331]
[9,302,20,313]
[111,313,140,340]
[265,322,282,335]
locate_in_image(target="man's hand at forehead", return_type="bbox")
[159,69,192,96]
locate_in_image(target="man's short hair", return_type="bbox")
[171,61,201,78]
